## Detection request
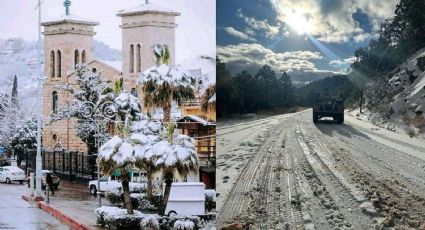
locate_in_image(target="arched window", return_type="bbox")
[129,44,134,73]
[50,51,55,78]
[56,50,61,78]
[74,49,80,68]
[52,91,58,114]
[53,134,57,142]
[82,50,86,63]
[136,44,141,73]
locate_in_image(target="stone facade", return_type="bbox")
[41,4,179,153]
[41,17,99,153]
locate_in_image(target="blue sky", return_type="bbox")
[217,0,398,82]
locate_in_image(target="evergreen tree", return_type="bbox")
[10,75,19,109]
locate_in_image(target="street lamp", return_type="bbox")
[35,0,45,198]
[80,101,117,207]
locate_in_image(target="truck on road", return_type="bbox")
[313,93,344,124]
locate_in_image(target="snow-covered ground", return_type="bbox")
[217,109,425,229]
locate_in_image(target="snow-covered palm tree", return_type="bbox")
[98,136,136,214]
[139,45,196,122]
[134,124,199,215]
[131,119,163,200]
[97,91,141,215]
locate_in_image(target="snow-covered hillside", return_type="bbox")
[388,49,425,115]
[362,48,425,137]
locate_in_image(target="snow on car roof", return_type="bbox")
[2,166,23,171]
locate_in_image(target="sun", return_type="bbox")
[284,11,312,35]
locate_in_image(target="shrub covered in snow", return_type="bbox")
[159,215,202,230]
[205,189,216,212]
[95,206,207,230]
[140,214,160,229]
[130,193,158,212]
[173,219,196,230]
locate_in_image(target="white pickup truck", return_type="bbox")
[88,172,147,195]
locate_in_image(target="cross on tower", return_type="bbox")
[64,0,71,15]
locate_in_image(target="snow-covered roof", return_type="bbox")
[67,59,122,77]
[41,14,98,26]
[176,115,214,126]
[208,93,216,103]
[117,3,180,17]
[97,59,122,73]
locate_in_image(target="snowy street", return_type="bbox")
[217,109,425,229]
[0,183,69,229]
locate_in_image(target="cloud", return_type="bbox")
[329,56,357,66]
[269,0,397,43]
[223,27,256,42]
[217,43,332,74]
[236,8,280,38]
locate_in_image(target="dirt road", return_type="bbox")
[217,109,425,229]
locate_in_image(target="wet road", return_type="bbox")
[0,182,69,230]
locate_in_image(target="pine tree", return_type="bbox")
[10,75,19,109]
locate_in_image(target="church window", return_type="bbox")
[57,50,61,78]
[53,134,57,142]
[74,49,80,68]
[136,44,141,73]
[92,68,97,73]
[130,44,134,73]
[52,91,58,114]
[50,50,55,78]
[82,50,86,63]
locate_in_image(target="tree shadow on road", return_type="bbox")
[314,120,371,140]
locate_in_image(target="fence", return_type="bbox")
[24,148,98,183]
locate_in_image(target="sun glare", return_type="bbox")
[284,11,312,35]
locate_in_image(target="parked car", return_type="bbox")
[26,169,60,189]
[89,170,147,195]
[0,166,25,184]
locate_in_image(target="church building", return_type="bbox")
[41,1,180,153]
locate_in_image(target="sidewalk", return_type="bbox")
[23,181,110,230]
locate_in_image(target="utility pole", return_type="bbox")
[35,0,44,198]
